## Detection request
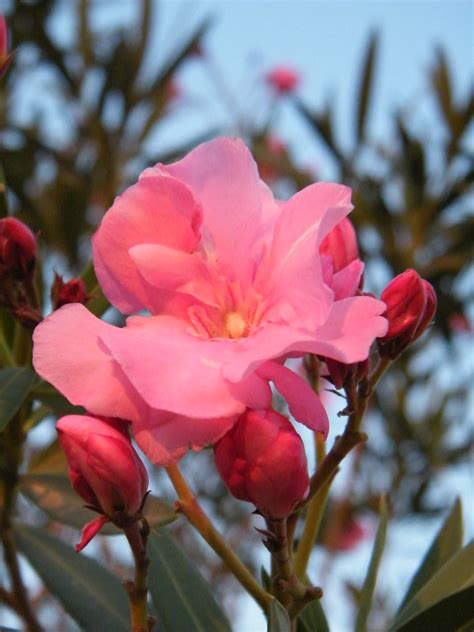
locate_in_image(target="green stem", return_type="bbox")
[0,415,43,632]
[296,357,391,511]
[166,464,272,613]
[124,521,151,632]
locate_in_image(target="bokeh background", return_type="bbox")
[0,1,472,630]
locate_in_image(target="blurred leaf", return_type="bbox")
[430,48,453,125]
[268,598,291,632]
[80,262,111,317]
[392,540,474,630]
[355,31,378,143]
[397,498,463,612]
[294,99,344,164]
[148,529,231,631]
[0,367,37,431]
[32,381,83,416]
[15,526,129,631]
[19,473,176,533]
[0,164,9,218]
[395,585,474,632]
[297,600,329,632]
[27,439,67,474]
[355,495,389,632]
[143,495,178,529]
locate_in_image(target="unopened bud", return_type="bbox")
[324,357,369,390]
[266,65,300,94]
[51,273,89,310]
[57,415,149,551]
[0,217,37,279]
[377,269,437,358]
[0,15,13,77]
[214,409,309,519]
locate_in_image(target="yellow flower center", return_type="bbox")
[224,311,248,339]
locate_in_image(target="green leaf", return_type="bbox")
[32,381,84,416]
[297,600,329,632]
[395,585,474,632]
[392,539,474,630]
[268,598,291,632]
[355,495,389,632]
[19,473,177,533]
[27,439,67,474]
[397,498,463,613]
[0,367,37,431]
[148,530,231,632]
[15,526,130,631]
[355,31,379,143]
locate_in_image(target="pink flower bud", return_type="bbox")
[324,357,369,390]
[319,218,358,273]
[0,15,13,77]
[266,65,300,94]
[214,409,309,519]
[0,217,37,279]
[378,269,437,358]
[51,273,89,310]
[57,415,149,550]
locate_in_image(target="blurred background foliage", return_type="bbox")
[0,0,472,629]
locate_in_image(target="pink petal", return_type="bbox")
[93,175,202,314]
[129,243,219,308]
[263,183,353,330]
[76,515,109,552]
[305,296,388,362]
[32,304,142,421]
[99,319,267,418]
[157,137,267,290]
[134,411,238,466]
[223,295,387,382]
[257,361,329,436]
[330,260,364,300]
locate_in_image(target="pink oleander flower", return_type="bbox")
[214,409,309,518]
[266,65,300,94]
[33,137,387,465]
[57,415,149,551]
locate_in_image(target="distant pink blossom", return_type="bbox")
[266,65,300,94]
[33,137,386,465]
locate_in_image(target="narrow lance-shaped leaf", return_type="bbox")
[355,495,389,632]
[148,529,231,632]
[392,539,474,630]
[268,598,291,632]
[15,526,130,631]
[355,31,379,144]
[395,585,474,632]
[297,599,330,632]
[397,498,463,613]
[0,367,37,431]
[19,472,177,534]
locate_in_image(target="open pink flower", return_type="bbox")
[33,138,386,465]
